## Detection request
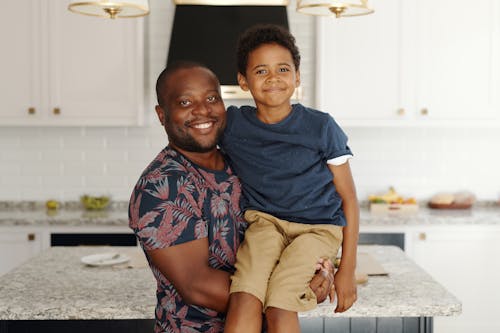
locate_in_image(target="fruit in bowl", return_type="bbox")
[368,187,416,205]
[368,187,418,214]
[81,195,111,210]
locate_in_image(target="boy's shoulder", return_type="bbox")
[293,103,333,122]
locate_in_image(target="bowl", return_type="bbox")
[81,195,111,211]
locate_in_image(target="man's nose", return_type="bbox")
[192,102,210,115]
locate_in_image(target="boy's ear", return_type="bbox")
[155,105,166,126]
[295,69,301,87]
[237,73,249,91]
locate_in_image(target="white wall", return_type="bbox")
[0,1,498,202]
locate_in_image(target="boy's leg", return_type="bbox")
[225,211,287,333]
[265,224,343,312]
[225,292,262,333]
[265,307,300,333]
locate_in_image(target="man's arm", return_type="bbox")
[146,237,231,313]
[328,161,359,313]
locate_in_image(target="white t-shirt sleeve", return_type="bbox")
[327,154,353,166]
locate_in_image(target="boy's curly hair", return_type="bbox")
[236,24,301,76]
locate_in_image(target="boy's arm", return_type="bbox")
[146,238,231,313]
[328,161,359,313]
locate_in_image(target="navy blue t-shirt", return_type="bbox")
[220,104,352,226]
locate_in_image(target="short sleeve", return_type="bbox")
[322,116,353,160]
[129,172,208,251]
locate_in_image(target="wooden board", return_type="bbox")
[428,202,472,209]
[356,252,388,276]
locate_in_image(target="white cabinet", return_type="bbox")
[0,230,45,276]
[409,227,500,333]
[317,0,500,127]
[0,0,144,126]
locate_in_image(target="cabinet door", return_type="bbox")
[316,0,414,125]
[46,1,144,126]
[0,231,43,276]
[0,0,42,124]
[415,0,500,123]
[411,228,500,333]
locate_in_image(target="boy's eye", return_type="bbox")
[256,69,267,75]
[279,67,290,72]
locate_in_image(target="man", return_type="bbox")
[129,62,335,332]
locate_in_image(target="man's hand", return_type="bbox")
[333,268,357,312]
[310,258,335,304]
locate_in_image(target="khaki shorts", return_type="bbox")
[229,210,343,312]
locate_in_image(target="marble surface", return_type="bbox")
[0,245,461,320]
[0,201,499,228]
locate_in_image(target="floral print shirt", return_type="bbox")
[129,147,246,333]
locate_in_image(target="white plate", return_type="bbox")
[81,252,130,267]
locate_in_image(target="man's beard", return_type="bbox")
[166,123,224,153]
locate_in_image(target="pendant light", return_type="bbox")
[68,0,150,19]
[297,0,374,18]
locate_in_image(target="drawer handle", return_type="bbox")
[28,233,36,241]
[53,107,61,115]
[419,232,426,241]
[28,107,36,115]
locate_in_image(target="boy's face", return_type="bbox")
[155,67,226,153]
[238,43,300,110]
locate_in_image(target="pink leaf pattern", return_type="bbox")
[129,147,245,332]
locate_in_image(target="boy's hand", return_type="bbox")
[310,258,334,303]
[333,268,357,312]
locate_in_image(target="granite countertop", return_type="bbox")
[0,201,499,228]
[0,245,461,320]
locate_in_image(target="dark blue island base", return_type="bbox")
[0,317,433,333]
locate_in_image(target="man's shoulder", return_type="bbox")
[138,147,193,185]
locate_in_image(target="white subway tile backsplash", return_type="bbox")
[41,175,84,188]
[84,175,128,188]
[62,161,105,177]
[0,162,21,176]
[84,150,126,162]
[63,136,105,149]
[2,175,41,187]
[2,150,42,162]
[42,150,84,162]
[21,163,62,177]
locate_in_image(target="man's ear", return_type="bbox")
[237,73,249,91]
[155,105,166,126]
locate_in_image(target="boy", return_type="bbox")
[220,24,359,333]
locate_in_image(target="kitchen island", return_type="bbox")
[0,245,460,333]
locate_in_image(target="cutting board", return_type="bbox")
[353,252,388,284]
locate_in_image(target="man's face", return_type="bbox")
[156,67,226,153]
[238,43,300,110]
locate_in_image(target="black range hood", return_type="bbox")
[167,2,289,99]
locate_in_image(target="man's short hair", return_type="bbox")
[155,60,208,107]
[236,24,301,76]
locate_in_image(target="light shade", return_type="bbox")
[173,0,289,4]
[297,0,374,18]
[68,1,150,19]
